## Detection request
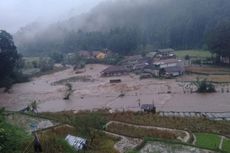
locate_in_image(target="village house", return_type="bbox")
[142,65,160,77]
[146,48,176,62]
[142,58,184,77]
[101,66,129,77]
[132,58,150,72]
[153,59,182,68]
[78,50,108,60]
[120,55,151,73]
[120,55,143,68]
[154,59,184,77]
[161,65,184,77]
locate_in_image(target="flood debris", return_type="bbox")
[63,83,73,100]
[110,79,122,83]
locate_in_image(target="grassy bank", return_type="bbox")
[0,110,32,153]
[107,122,177,140]
[175,50,212,58]
[41,111,230,137]
[185,66,230,75]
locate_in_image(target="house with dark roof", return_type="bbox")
[143,58,184,77]
[154,59,183,68]
[101,66,129,77]
[152,48,176,61]
[142,64,160,77]
[161,65,184,77]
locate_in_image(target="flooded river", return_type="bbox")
[0,64,230,112]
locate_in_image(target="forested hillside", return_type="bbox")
[14,0,230,56]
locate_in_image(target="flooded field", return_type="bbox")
[0,64,230,112]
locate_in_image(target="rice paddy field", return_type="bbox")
[195,133,221,150]
[175,50,212,58]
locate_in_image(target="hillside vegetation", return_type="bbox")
[15,0,230,57]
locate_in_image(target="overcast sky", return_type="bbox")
[0,0,109,33]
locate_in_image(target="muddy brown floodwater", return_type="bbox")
[0,64,230,113]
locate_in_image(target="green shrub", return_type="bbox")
[0,109,32,153]
[193,78,216,93]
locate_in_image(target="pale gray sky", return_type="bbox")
[0,0,109,33]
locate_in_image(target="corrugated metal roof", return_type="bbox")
[65,135,87,151]
[154,59,180,65]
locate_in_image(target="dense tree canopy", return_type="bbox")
[206,20,230,57]
[14,0,230,56]
[0,30,19,88]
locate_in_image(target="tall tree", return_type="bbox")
[206,20,230,57]
[0,30,20,89]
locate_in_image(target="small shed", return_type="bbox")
[162,65,184,77]
[141,104,156,113]
[65,135,87,151]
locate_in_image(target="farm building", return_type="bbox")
[132,59,150,72]
[143,58,184,77]
[142,65,160,77]
[120,55,151,72]
[153,48,176,61]
[153,59,183,68]
[146,52,158,58]
[160,65,184,77]
[120,55,143,68]
[101,66,129,77]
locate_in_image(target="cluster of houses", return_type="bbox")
[101,48,185,78]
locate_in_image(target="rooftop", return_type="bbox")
[101,66,128,73]
[154,59,181,65]
[164,65,184,73]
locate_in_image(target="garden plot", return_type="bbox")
[106,121,190,143]
[6,113,58,133]
[195,133,230,153]
[140,142,216,153]
[223,139,230,153]
[159,111,230,121]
